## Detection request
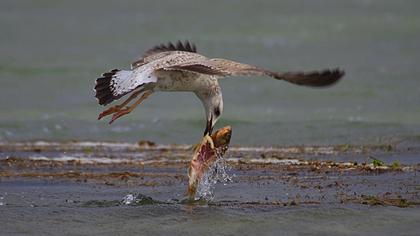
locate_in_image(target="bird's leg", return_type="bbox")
[109,90,154,124]
[98,89,145,120]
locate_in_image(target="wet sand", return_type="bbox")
[1,141,419,235]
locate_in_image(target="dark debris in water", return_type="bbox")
[81,194,163,207]
[359,195,419,208]
[82,200,121,208]
[126,193,164,206]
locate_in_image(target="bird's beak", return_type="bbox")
[203,116,213,136]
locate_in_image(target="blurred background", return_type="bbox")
[0,0,419,146]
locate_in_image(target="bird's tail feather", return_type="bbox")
[94,69,133,105]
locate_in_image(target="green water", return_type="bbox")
[1,0,420,146]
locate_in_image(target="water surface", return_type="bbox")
[1,0,420,145]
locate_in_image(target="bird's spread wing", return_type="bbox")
[163,58,344,87]
[132,41,344,88]
[96,41,344,106]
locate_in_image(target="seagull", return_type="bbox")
[94,41,344,136]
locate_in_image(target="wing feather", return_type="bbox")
[163,58,344,87]
[131,41,197,69]
[94,69,157,106]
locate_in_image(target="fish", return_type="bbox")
[187,126,232,199]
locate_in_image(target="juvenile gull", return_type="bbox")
[94,41,344,135]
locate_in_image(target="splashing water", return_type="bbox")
[122,194,135,205]
[196,151,233,200]
[121,193,162,205]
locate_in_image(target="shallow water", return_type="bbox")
[1,0,420,145]
[1,141,420,235]
[2,181,420,236]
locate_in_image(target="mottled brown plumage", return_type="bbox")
[131,40,197,69]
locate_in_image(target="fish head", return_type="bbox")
[211,125,232,151]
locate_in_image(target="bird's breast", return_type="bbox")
[154,71,218,92]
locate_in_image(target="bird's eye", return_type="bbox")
[214,107,221,116]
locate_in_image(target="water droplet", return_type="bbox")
[122,194,135,205]
[196,150,233,200]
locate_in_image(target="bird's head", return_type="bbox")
[204,98,223,136]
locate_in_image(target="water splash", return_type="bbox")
[122,194,135,205]
[196,151,233,200]
[121,193,161,205]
